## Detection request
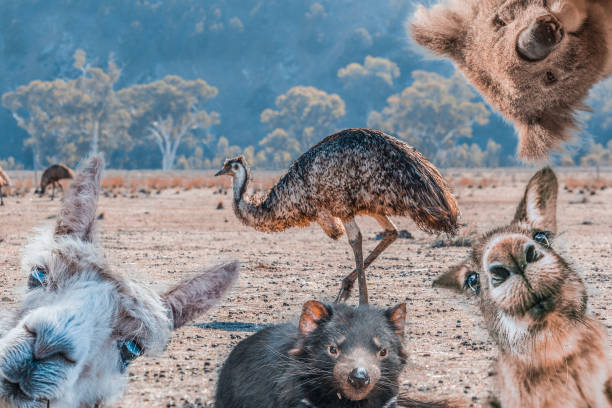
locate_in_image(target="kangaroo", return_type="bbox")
[433,167,612,407]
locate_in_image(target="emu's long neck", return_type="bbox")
[232,167,248,204]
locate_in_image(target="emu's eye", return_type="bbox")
[29,267,48,288]
[378,348,388,358]
[328,344,339,357]
[533,231,553,248]
[493,15,506,28]
[119,340,143,368]
[232,164,238,170]
[465,273,480,294]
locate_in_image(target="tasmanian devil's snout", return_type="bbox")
[348,367,370,388]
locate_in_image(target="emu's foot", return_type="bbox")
[334,277,354,303]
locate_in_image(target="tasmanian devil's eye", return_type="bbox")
[28,267,48,288]
[328,345,338,357]
[465,272,480,294]
[119,340,143,368]
[378,348,388,358]
[533,231,553,248]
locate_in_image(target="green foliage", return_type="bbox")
[260,86,345,165]
[368,71,490,166]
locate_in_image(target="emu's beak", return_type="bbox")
[215,169,229,176]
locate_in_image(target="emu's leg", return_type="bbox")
[342,218,367,305]
[51,182,56,200]
[0,186,4,206]
[335,215,398,303]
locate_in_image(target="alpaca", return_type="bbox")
[0,156,240,408]
[411,0,612,160]
[433,168,612,407]
[0,165,10,206]
[215,128,459,305]
[36,163,74,200]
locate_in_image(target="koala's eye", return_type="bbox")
[29,267,48,288]
[465,273,480,294]
[533,231,553,248]
[119,340,143,368]
[328,344,339,357]
[378,348,388,359]
[493,15,506,28]
[545,71,557,85]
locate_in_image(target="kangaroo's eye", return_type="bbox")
[493,15,506,28]
[29,267,48,288]
[533,231,553,248]
[465,273,480,294]
[328,344,339,357]
[119,340,143,368]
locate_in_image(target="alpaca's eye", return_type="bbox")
[28,267,48,288]
[533,231,553,248]
[465,273,480,294]
[119,340,143,368]
[328,345,339,357]
[378,348,388,358]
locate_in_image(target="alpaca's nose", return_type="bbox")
[28,322,76,363]
[517,14,564,61]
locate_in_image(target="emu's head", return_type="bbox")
[434,168,587,356]
[0,157,239,408]
[411,0,608,160]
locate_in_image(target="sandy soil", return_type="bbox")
[0,168,610,408]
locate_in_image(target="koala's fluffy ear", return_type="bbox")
[433,261,477,295]
[512,167,559,233]
[410,2,469,62]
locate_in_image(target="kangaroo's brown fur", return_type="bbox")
[0,166,10,206]
[433,168,612,407]
[411,0,612,160]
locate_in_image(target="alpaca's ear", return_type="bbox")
[163,261,240,329]
[512,167,558,233]
[55,156,104,241]
[410,3,469,63]
[298,301,330,336]
[385,303,407,337]
[433,261,478,295]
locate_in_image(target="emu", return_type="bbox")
[216,128,459,305]
[36,163,74,200]
[0,165,10,206]
[0,156,240,407]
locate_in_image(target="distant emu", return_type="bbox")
[0,165,10,206]
[36,163,74,200]
[0,156,240,408]
[216,128,459,305]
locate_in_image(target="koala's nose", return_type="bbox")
[28,322,76,363]
[517,14,564,61]
[348,367,370,389]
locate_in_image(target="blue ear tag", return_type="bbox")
[32,268,47,285]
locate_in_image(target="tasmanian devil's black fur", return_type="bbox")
[216,301,453,408]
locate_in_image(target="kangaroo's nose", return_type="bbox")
[517,15,564,61]
[29,322,76,363]
[348,367,370,389]
[487,241,541,286]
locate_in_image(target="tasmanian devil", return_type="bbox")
[216,300,453,408]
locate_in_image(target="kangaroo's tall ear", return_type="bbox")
[55,156,104,241]
[433,260,479,296]
[410,2,470,63]
[163,261,240,329]
[298,301,330,336]
[385,303,407,337]
[512,167,558,233]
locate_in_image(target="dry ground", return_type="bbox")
[0,168,611,408]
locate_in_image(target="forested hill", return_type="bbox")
[1,0,610,169]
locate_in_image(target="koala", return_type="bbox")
[411,0,612,160]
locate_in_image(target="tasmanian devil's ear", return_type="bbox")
[410,2,469,63]
[163,261,239,329]
[512,167,558,233]
[385,303,407,337]
[55,156,104,242]
[298,301,330,336]
[433,261,479,295]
